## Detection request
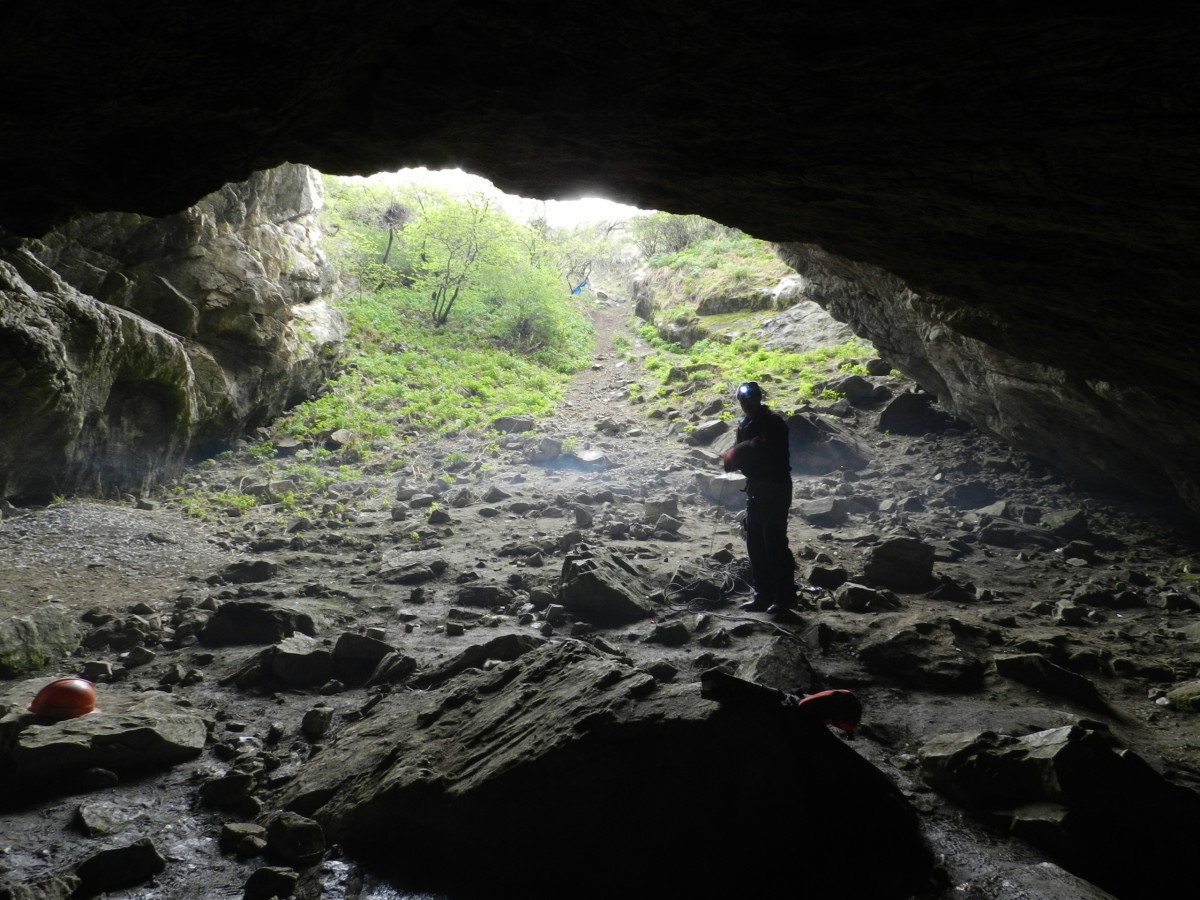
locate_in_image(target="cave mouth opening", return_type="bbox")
[332,166,646,231]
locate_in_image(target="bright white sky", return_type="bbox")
[354,167,645,228]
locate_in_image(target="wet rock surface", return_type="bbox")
[0,301,1197,899]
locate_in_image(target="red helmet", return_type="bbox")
[795,689,862,735]
[28,677,97,718]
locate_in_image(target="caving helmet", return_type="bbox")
[28,676,97,719]
[794,689,862,736]
[736,381,763,402]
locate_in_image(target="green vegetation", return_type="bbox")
[284,177,601,443]
[647,233,791,309]
[618,210,877,416]
[164,173,615,523]
[280,288,587,442]
[628,212,737,257]
[635,323,873,413]
[628,212,791,313]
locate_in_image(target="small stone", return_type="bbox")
[641,660,679,681]
[82,660,114,681]
[265,812,326,867]
[220,822,268,852]
[647,620,690,646]
[301,706,334,739]
[75,768,120,791]
[199,772,256,809]
[74,838,167,896]
[244,865,299,899]
[120,645,157,667]
[72,801,143,837]
[237,834,268,860]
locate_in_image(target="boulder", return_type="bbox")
[266,812,325,868]
[688,419,728,445]
[271,634,334,689]
[74,838,167,896]
[0,606,80,678]
[646,621,690,647]
[919,725,1200,899]
[877,392,954,435]
[282,640,929,899]
[244,867,299,900]
[1165,681,1200,712]
[572,448,609,469]
[942,480,998,509]
[0,679,205,784]
[72,800,146,837]
[798,497,849,527]
[492,415,534,433]
[994,653,1112,714]
[694,472,746,507]
[560,548,659,626]
[453,583,512,609]
[806,564,848,590]
[834,582,901,613]
[200,600,316,646]
[978,518,1062,550]
[331,633,394,686]
[787,412,872,474]
[824,373,889,406]
[642,498,679,521]
[527,436,562,463]
[1041,508,1092,540]
[858,615,994,691]
[377,550,449,585]
[863,537,936,591]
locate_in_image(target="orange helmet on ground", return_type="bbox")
[28,677,97,718]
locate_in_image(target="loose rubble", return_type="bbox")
[0,298,1197,899]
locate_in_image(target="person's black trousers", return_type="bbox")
[744,480,794,603]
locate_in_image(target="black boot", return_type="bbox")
[740,593,771,612]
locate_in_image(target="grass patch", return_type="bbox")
[280,288,591,443]
[645,234,792,311]
[637,332,875,412]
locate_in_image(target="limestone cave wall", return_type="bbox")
[1,3,1198,513]
[0,164,343,500]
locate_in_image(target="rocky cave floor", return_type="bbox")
[2,299,1200,899]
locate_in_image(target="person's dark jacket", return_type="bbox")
[727,407,791,484]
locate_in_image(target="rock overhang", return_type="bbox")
[2,3,1199,514]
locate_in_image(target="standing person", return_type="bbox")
[723,381,796,615]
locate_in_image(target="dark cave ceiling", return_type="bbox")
[3,1,1199,512]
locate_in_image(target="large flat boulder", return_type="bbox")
[282,640,929,899]
[0,679,207,784]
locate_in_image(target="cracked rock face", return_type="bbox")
[2,4,1199,513]
[0,164,343,499]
